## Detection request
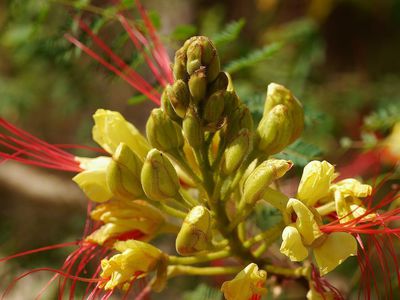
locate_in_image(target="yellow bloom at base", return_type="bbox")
[86,200,165,245]
[221,263,267,300]
[73,156,113,202]
[100,240,163,290]
[92,109,150,159]
[297,160,336,206]
[280,199,357,275]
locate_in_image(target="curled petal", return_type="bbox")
[287,198,323,245]
[221,263,267,300]
[280,225,309,262]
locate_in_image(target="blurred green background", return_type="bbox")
[1,0,400,299]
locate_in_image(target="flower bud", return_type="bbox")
[73,156,113,203]
[106,143,143,201]
[188,67,207,104]
[92,109,150,159]
[208,72,229,95]
[100,240,163,290]
[222,129,252,175]
[262,83,304,144]
[221,263,267,300]
[182,107,203,149]
[223,91,240,117]
[202,90,225,131]
[141,149,180,201]
[176,206,212,255]
[146,108,184,151]
[169,80,190,118]
[161,86,181,122]
[257,104,293,155]
[297,160,336,206]
[242,159,293,205]
[225,104,253,143]
[173,49,189,81]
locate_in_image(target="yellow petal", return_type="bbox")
[297,160,335,206]
[280,225,309,261]
[313,232,357,275]
[287,198,323,245]
[92,109,150,159]
[72,168,112,203]
[221,263,267,300]
[333,178,372,198]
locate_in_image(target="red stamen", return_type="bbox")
[0,241,79,263]
[0,118,82,172]
[1,268,102,300]
[65,34,161,105]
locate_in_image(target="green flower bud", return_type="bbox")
[168,80,190,118]
[202,90,225,131]
[206,53,220,83]
[225,104,253,142]
[223,91,240,117]
[146,108,184,151]
[176,206,212,255]
[161,86,181,122]
[173,49,188,81]
[182,107,203,149]
[261,83,304,145]
[208,72,229,95]
[106,143,143,200]
[242,159,293,205]
[141,149,180,201]
[222,129,252,175]
[257,104,292,155]
[188,68,207,104]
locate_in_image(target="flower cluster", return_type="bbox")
[1,11,400,300]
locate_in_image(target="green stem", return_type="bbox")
[243,221,284,248]
[264,265,310,278]
[158,203,187,219]
[169,249,231,265]
[179,189,198,207]
[168,265,240,277]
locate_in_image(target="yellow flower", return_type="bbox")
[221,263,267,300]
[92,109,150,159]
[297,160,336,206]
[72,156,113,203]
[100,240,163,290]
[280,198,357,275]
[86,200,165,245]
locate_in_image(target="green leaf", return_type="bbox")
[183,283,221,300]
[127,94,147,105]
[255,204,282,230]
[364,105,400,131]
[211,19,245,46]
[171,24,197,41]
[242,93,265,125]
[274,139,322,167]
[225,42,283,74]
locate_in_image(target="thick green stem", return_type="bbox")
[168,249,231,265]
[264,265,310,278]
[168,265,240,278]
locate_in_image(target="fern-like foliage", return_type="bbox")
[211,19,245,47]
[364,105,400,132]
[275,139,322,167]
[225,42,283,74]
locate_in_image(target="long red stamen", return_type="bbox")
[0,118,82,172]
[1,268,102,300]
[134,0,173,83]
[65,34,161,105]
